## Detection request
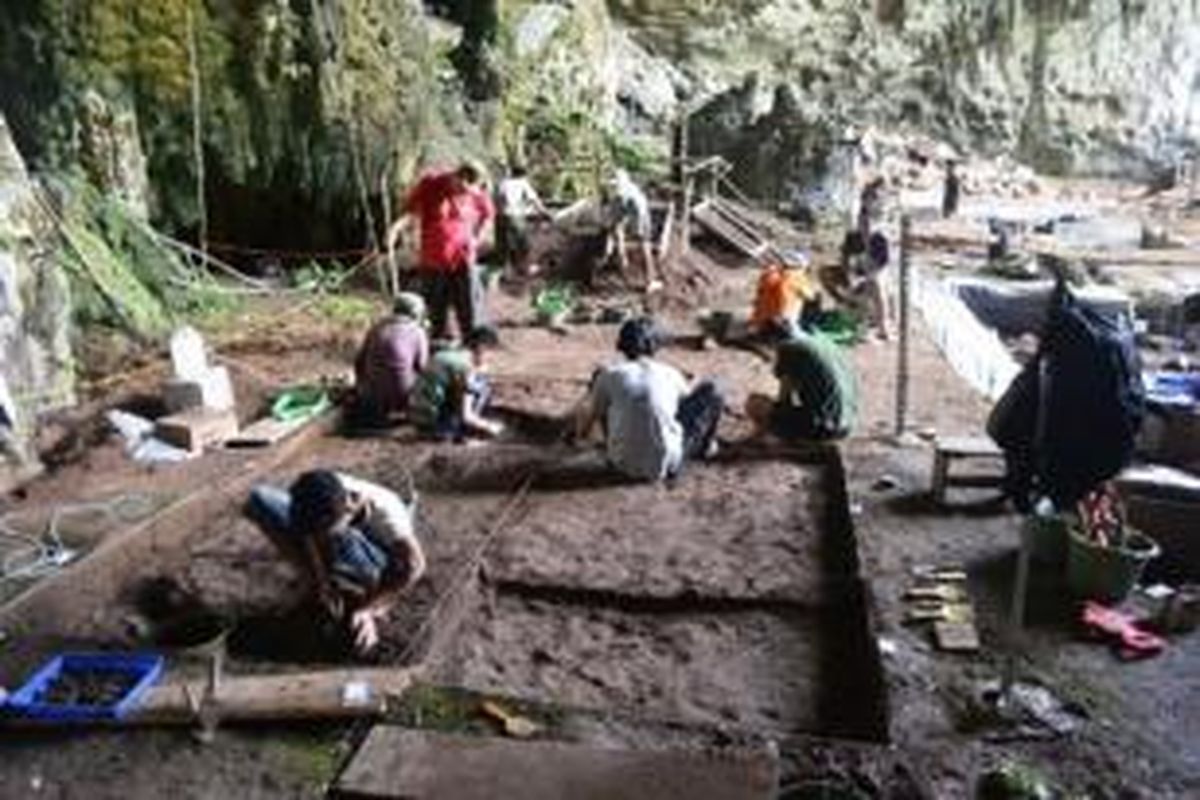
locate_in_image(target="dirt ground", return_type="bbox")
[0,210,1197,799]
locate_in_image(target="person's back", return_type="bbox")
[593,358,688,480]
[774,333,857,440]
[355,317,427,419]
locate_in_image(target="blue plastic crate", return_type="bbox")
[1,652,165,722]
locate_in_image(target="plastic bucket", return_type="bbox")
[1066,527,1160,604]
[1023,513,1070,567]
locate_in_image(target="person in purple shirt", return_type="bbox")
[352,293,429,427]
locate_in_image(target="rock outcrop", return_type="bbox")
[0,115,73,485]
[616,0,1200,198]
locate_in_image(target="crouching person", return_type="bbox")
[410,327,504,441]
[245,469,426,655]
[574,317,723,481]
[747,332,857,443]
[351,292,429,428]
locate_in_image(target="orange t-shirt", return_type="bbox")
[750,266,815,329]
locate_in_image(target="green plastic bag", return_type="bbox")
[271,386,331,423]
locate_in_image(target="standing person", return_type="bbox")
[833,230,892,340]
[409,327,504,441]
[388,161,495,341]
[573,318,723,481]
[942,160,961,218]
[604,169,662,293]
[746,332,857,443]
[351,292,429,428]
[245,469,426,655]
[857,174,885,241]
[495,164,550,278]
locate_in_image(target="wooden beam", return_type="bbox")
[1,666,422,728]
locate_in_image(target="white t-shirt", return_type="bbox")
[338,473,418,550]
[496,177,543,220]
[590,359,688,481]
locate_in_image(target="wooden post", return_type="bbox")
[895,215,912,438]
[186,6,207,255]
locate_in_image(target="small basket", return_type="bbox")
[1,652,165,722]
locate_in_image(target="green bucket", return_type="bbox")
[1022,513,1069,568]
[1065,527,1160,605]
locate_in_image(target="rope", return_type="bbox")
[395,472,535,666]
[0,493,157,585]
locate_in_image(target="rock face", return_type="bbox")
[0,115,73,483]
[616,0,1200,197]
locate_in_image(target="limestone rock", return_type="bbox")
[0,114,74,486]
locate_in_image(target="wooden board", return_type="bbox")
[130,667,421,725]
[1,667,421,728]
[155,408,239,452]
[334,728,778,800]
[223,415,310,448]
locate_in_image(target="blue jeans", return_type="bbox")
[246,485,390,597]
[677,380,723,460]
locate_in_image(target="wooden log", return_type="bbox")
[1,666,422,728]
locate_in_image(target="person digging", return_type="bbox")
[245,469,426,656]
[746,330,858,443]
[572,317,723,482]
[409,326,504,442]
[602,169,663,294]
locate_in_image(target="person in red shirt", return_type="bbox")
[388,162,495,340]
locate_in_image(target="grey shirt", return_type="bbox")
[590,359,688,481]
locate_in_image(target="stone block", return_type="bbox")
[163,366,235,413]
[155,408,239,452]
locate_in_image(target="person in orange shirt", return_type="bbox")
[749,255,818,340]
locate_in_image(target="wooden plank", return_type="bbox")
[1,667,421,728]
[130,667,421,725]
[156,408,239,452]
[935,436,1003,458]
[224,415,310,448]
[334,728,778,800]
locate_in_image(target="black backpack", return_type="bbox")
[988,282,1145,509]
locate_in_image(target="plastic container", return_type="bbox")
[1,652,165,721]
[1023,509,1069,567]
[1066,528,1160,605]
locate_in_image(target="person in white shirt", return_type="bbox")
[603,169,662,293]
[495,164,550,278]
[245,470,426,654]
[573,317,723,481]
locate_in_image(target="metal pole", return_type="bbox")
[895,214,912,437]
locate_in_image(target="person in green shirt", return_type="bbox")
[746,331,857,441]
[409,327,504,441]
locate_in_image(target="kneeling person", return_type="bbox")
[352,293,429,427]
[246,469,426,654]
[410,327,503,441]
[747,332,857,442]
[575,317,723,481]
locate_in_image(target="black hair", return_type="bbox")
[464,325,500,350]
[617,317,659,359]
[510,163,527,178]
[289,470,347,535]
[457,161,483,184]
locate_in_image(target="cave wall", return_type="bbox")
[0,115,74,484]
[615,0,1200,198]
